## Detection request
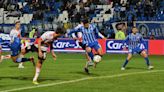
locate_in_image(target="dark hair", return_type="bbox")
[132,26,137,30]
[82,18,89,24]
[56,27,66,34]
[15,21,20,24]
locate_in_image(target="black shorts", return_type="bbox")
[25,44,47,60]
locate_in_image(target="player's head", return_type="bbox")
[54,27,66,38]
[82,18,89,28]
[132,27,138,34]
[15,21,21,29]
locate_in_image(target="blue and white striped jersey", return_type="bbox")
[69,23,104,45]
[80,24,98,45]
[124,33,145,49]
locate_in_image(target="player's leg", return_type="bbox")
[18,48,26,68]
[85,47,94,60]
[92,43,103,68]
[121,53,133,70]
[84,47,94,74]
[85,52,93,67]
[80,43,93,67]
[0,55,11,63]
[140,50,154,70]
[85,52,91,62]
[11,55,34,64]
[33,51,46,84]
[33,59,44,84]
[18,40,31,68]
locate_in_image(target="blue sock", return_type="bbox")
[122,59,129,68]
[144,57,150,66]
[88,52,94,61]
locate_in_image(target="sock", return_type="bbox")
[87,52,94,61]
[16,58,30,63]
[19,62,23,66]
[144,57,150,66]
[21,58,30,62]
[122,59,129,68]
[33,67,40,81]
[18,55,24,66]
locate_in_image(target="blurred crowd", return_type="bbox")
[0,0,164,39]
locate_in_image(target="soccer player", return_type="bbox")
[121,27,154,70]
[9,21,35,67]
[70,18,106,73]
[32,27,66,84]
[10,21,24,68]
[69,23,94,70]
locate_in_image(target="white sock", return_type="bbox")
[33,67,40,81]
[19,54,24,58]
[18,54,24,67]
[19,62,24,66]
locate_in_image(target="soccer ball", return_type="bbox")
[93,55,102,63]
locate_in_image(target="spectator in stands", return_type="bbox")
[115,23,126,40]
[29,27,37,38]
[104,24,115,39]
[0,28,4,33]
[113,3,121,21]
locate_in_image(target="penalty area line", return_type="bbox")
[1,70,164,92]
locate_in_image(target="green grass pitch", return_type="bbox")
[0,53,164,92]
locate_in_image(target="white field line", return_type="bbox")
[1,70,164,92]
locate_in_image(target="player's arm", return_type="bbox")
[49,42,57,61]
[37,38,43,57]
[68,29,81,37]
[77,32,83,42]
[9,30,15,43]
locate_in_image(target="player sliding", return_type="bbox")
[121,27,154,70]
[10,21,26,68]
[9,21,35,66]
[0,21,35,66]
[70,18,106,74]
[32,27,66,85]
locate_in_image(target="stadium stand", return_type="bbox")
[0,0,163,39]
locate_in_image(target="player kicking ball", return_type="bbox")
[68,23,94,70]
[70,18,106,74]
[32,27,66,85]
[121,27,154,70]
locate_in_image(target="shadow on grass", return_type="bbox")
[8,65,18,68]
[0,76,61,83]
[70,71,100,77]
[126,67,147,70]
